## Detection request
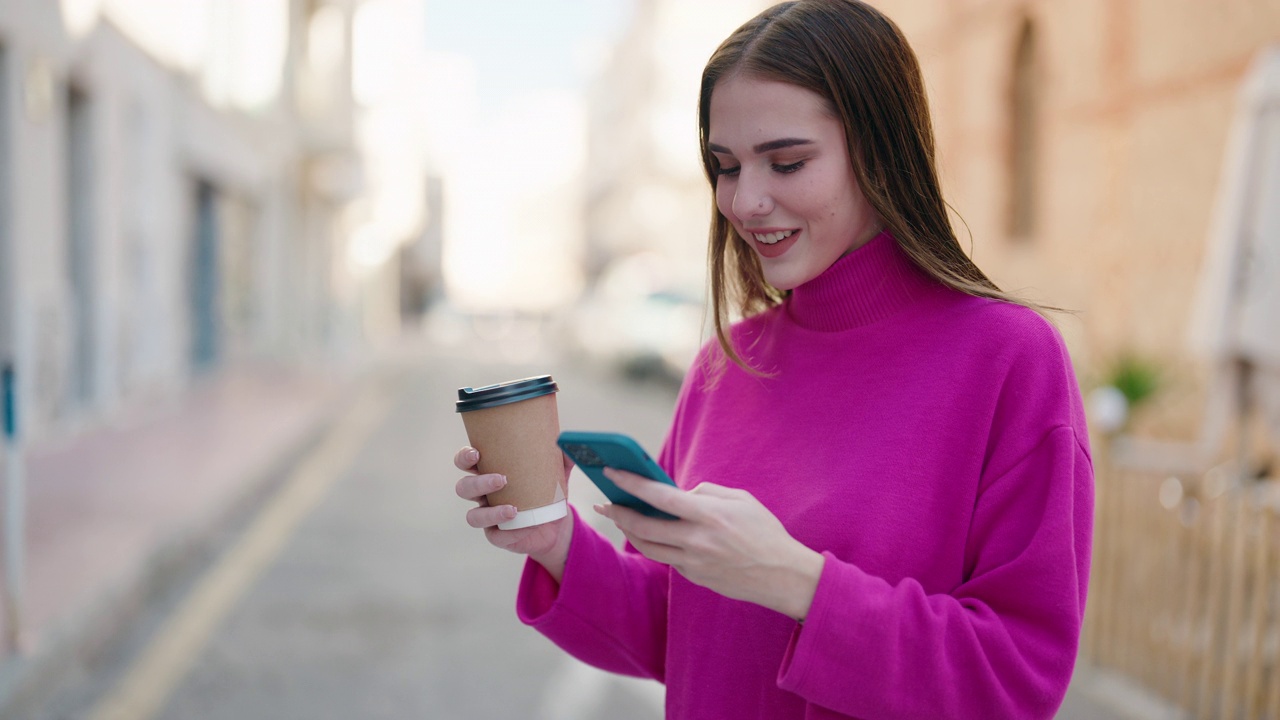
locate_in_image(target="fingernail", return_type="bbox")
[468,449,479,460]
[592,504,604,514]
[505,506,518,519]
[495,475,507,488]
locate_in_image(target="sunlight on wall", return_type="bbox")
[307,5,346,77]
[59,0,103,38]
[204,0,289,110]
[100,0,287,111]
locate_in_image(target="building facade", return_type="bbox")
[875,0,1279,401]
[0,0,389,443]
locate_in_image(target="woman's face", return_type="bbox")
[708,75,882,291]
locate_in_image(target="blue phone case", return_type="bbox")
[557,431,678,520]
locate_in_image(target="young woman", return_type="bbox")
[454,2,1093,718]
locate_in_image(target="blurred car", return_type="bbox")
[569,254,707,385]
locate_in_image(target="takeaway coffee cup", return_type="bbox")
[456,375,566,530]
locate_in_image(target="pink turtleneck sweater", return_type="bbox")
[518,232,1094,719]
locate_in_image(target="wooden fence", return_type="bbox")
[1084,455,1280,719]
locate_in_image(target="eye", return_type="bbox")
[773,161,805,174]
[715,165,741,177]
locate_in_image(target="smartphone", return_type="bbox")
[557,431,679,520]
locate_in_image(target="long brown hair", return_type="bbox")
[698,0,1048,376]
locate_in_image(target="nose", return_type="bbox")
[731,170,773,219]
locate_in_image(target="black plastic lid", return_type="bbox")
[456,375,558,412]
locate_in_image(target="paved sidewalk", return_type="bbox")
[0,358,361,716]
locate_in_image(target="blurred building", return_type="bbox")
[399,173,445,320]
[584,0,772,299]
[346,0,440,331]
[874,0,1279,385]
[574,0,774,379]
[0,0,432,443]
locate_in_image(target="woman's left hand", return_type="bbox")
[595,468,825,622]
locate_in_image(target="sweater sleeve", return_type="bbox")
[515,355,711,683]
[776,425,1093,719]
[516,506,671,681]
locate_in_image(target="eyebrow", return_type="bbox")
[707,138,814,155]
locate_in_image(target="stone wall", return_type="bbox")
[875,0,1279,407]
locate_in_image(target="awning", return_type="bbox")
[1189,45,1280,367]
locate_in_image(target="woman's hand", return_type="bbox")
[453,446,575,583]
[594,469,825,622]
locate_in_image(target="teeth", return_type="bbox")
[753,230,795,245]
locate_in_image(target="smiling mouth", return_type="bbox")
[752,230,797,245]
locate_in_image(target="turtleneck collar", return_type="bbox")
[785,230,943,332]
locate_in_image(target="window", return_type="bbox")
[1008,18,1039,241]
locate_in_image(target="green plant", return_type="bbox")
[1106,354,1161,408]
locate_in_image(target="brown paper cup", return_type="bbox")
[457,376,566,529]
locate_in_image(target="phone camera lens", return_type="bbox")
[566,444,603,467]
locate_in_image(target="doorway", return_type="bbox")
[65,83,96,408]
[191,179,220,372]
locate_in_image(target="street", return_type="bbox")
[31,336,674,720]
[26,332,1121,720]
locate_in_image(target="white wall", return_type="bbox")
[0,2,359,442]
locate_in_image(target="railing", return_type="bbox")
[1084,453,1280,719]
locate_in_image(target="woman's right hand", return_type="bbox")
[453,446,574,583]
